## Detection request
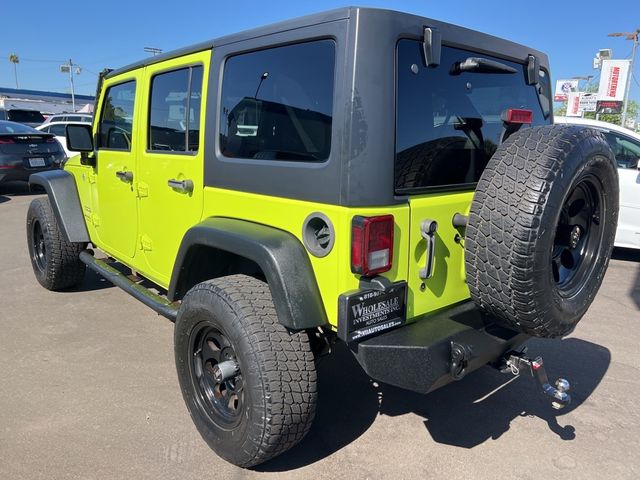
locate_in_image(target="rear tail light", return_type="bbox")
[0,138,16,144]
[351,215,394,276]
[502,108,533,124]
[45,137,56,143]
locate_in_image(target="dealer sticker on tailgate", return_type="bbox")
[338,282,407,342]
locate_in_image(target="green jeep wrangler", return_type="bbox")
[26,7,619,468]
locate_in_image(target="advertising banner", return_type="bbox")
[579,93,598,112]
[554,79,580,101]
[596,100,623,114]
[566,92,582,117]
[597,59,630,102]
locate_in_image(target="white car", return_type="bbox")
[555,116,640,250]
[40,113,92,125]
[36,121,91,158]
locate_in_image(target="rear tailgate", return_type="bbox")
[395,40,551,319]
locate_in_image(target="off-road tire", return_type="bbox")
[465,125,618,338]
[174,274,317,468]
[26,197,87,290]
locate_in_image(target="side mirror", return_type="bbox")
[66,124,94,152]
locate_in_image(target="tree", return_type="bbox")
[8,53,19,89]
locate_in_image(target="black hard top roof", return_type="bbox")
[106,6,546,79]
[106,7,353,79]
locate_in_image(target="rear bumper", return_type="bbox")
[350,301,528,394]
[0,165,60,183]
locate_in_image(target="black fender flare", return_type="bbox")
[29,170,90,243]
[168,217,329,331]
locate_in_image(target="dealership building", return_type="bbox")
[0,87,94,115]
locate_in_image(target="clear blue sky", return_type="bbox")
[2,0,639,106]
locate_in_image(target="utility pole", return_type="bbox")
[60,59,81,112]
[144,47,163,57]
[8,54,19,88]
[608,29,639,128]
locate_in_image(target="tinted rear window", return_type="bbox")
[395,41,549,193]
[49,124,67,136]
[7,110,45,124]
[219,40,335,162]
[0,121,38,134]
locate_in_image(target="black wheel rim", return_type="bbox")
[31,220,47,273]
[188,323,244,429]
[551,174,605,297]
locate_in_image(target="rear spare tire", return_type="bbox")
[465,125,618,338]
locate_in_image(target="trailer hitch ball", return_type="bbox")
[501,351,572,409]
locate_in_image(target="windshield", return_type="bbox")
[395,40,550,193]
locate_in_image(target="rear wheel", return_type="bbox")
[26,197,86,290]
[174,275,317,467]
[465,125,618,338]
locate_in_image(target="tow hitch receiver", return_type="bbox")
[499,350,571,409]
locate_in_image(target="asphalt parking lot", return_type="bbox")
[1,181,639,480]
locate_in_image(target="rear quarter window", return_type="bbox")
[219,39,335,162]
[395,40,548,193]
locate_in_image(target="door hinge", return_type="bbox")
[139,234,153,251]
[90,213,101,227]
[136,181,149,198]
[87,171,97,184]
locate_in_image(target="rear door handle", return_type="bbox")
[419,219,438,280]
[168,178,194,194]
[115,170,133,182]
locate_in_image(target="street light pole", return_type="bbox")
[68,58,76,112]
[608,29,640,128]
[60,59,80,112]
[621,34,638,127]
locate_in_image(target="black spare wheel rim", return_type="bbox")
[464,125,619,338]
[551,174,605,297]
[31,220,47,273]
[189,323,244,429]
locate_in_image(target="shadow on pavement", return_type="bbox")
[0,180,42,198]
[71,269,114,292]
[612,247,640,263]
[259,337,610,471]
[611,248,640,309]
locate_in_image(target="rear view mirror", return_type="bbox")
[66,124,94,152]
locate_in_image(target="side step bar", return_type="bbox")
[79,250,178,321]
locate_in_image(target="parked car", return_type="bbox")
[0,108,46,127]
[0,120,65,185]
[36,121,91,158]
[555,116,640,249]
[40,113,92,126]
[27,7,618,468]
